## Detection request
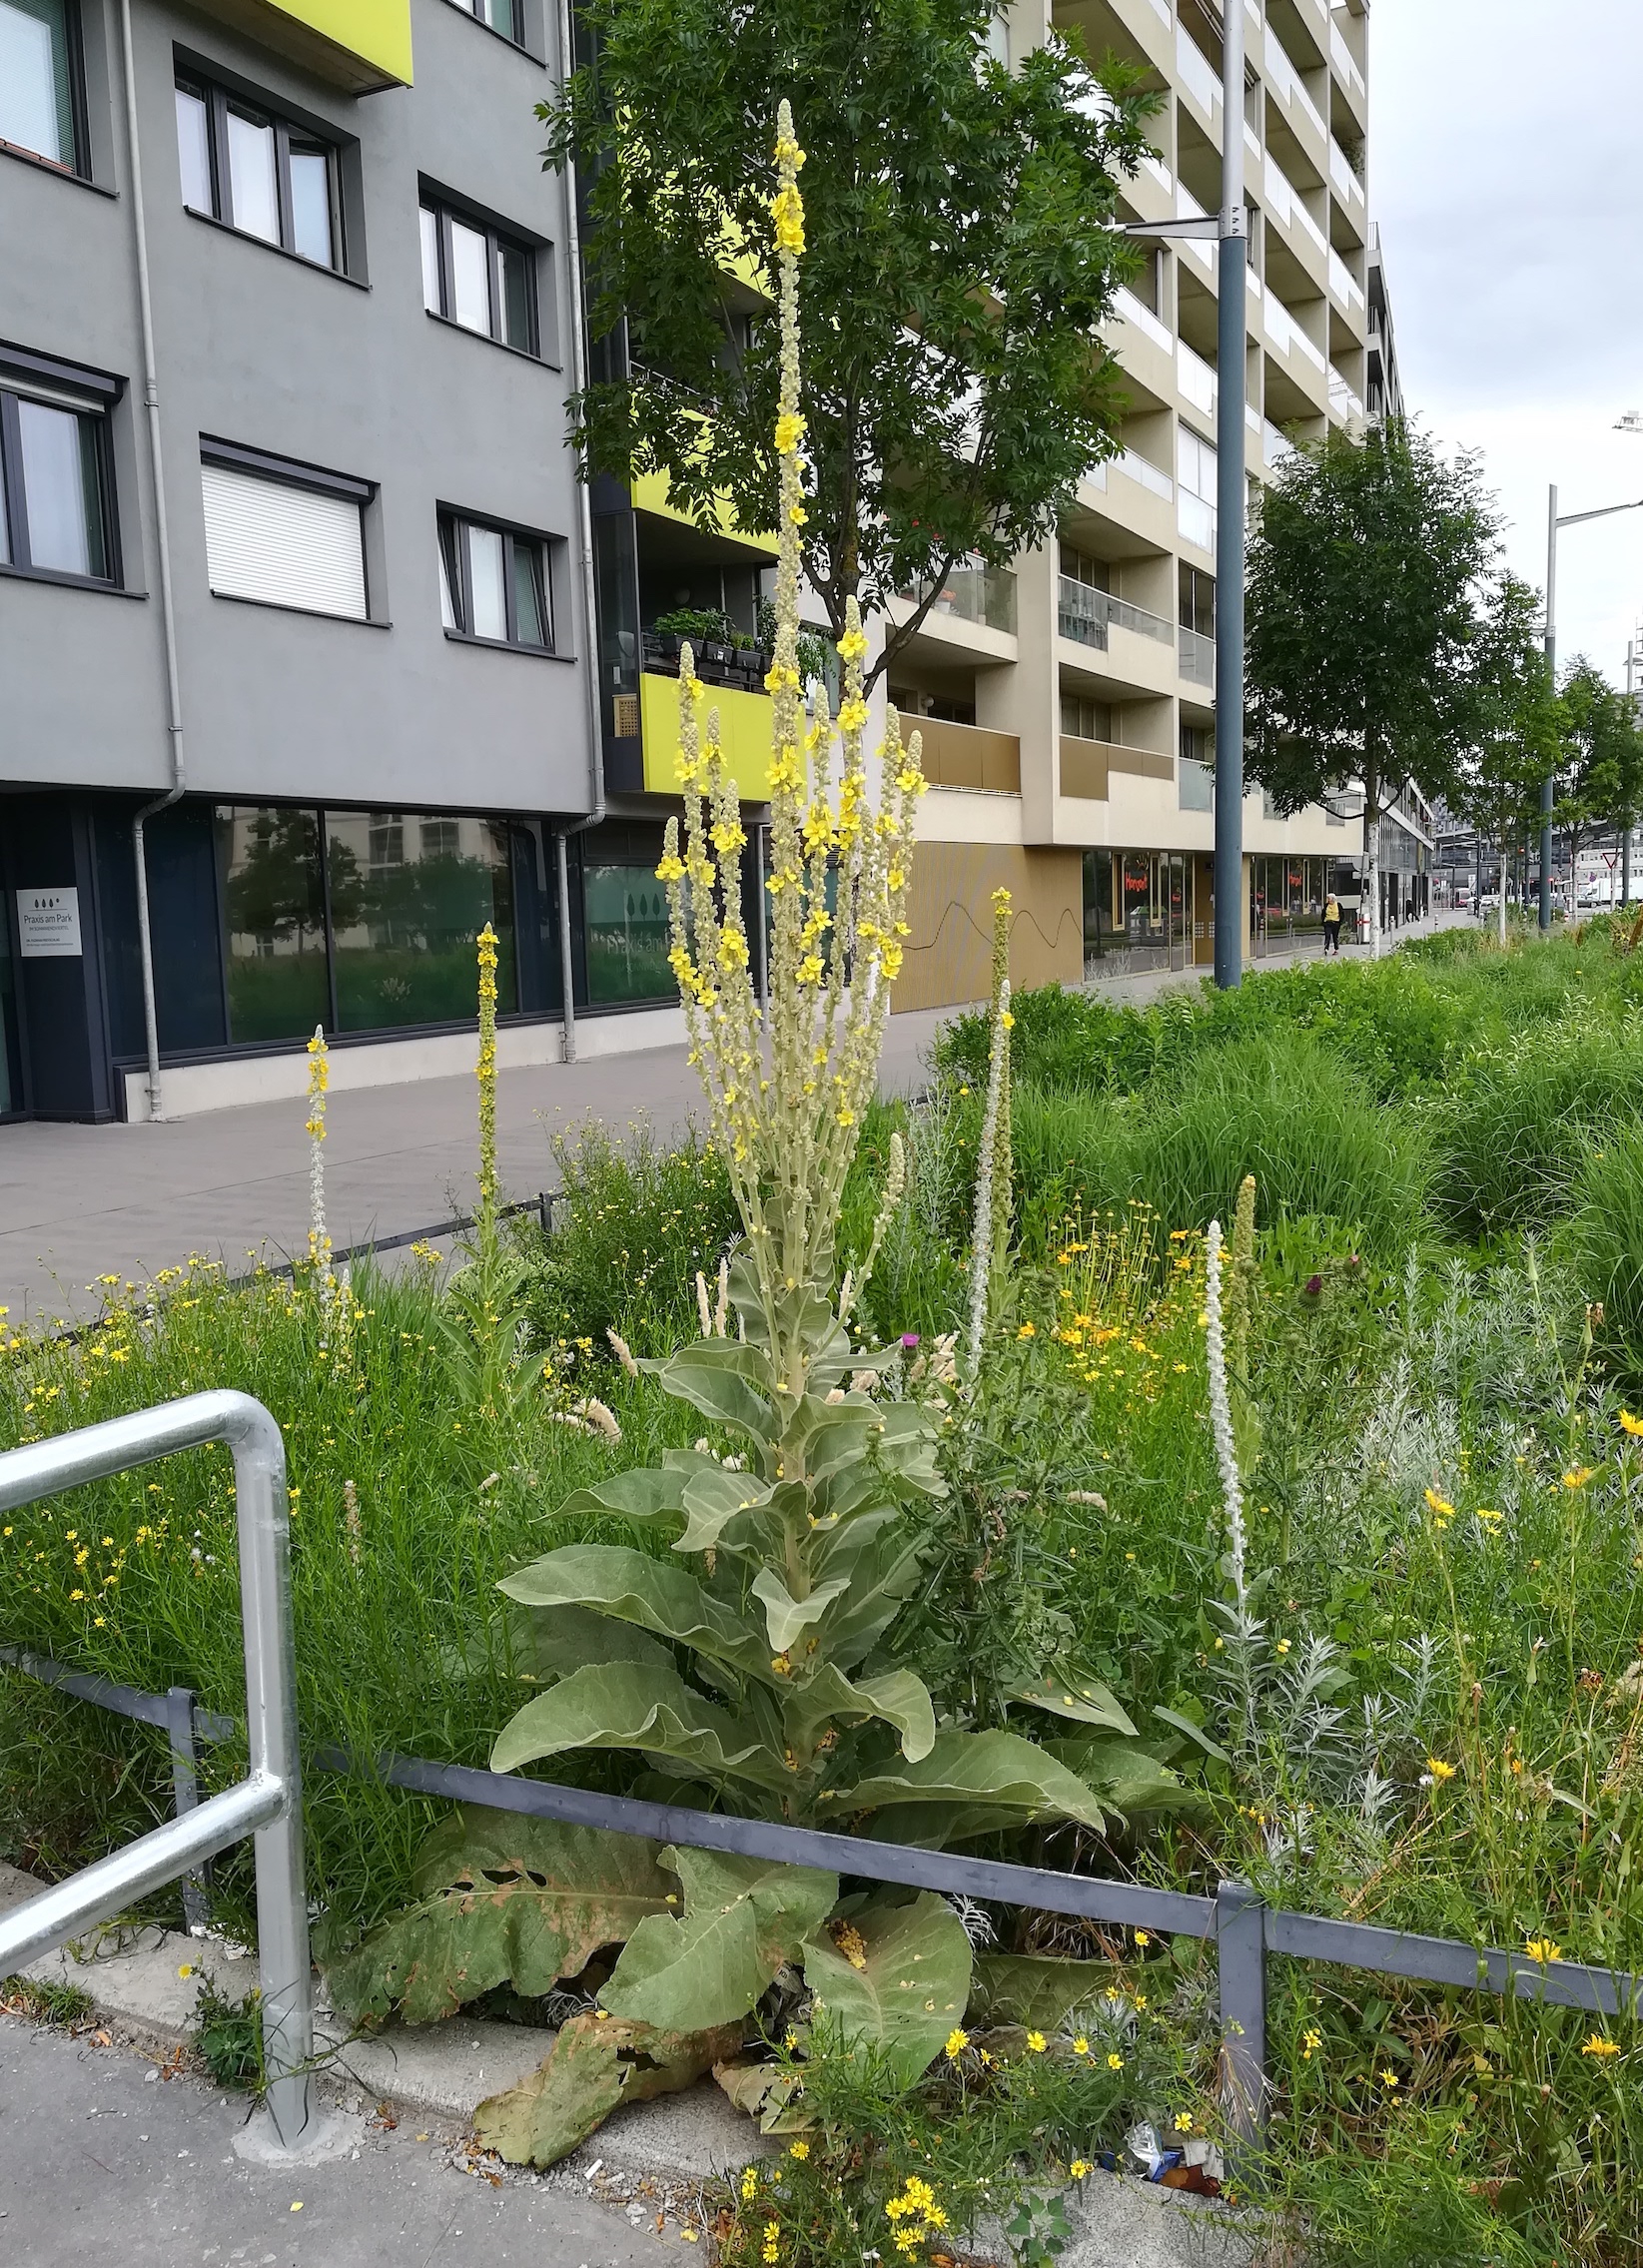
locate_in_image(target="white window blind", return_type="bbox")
[202,460,368,619]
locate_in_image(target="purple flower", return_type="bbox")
[1303,1274,1323,1297]
[901,1332,921,1349]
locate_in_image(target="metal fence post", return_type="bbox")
[164,1685,211,1933]
[1217,1879,1268,2148]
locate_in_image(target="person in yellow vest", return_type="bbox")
[1322,891,1343,956]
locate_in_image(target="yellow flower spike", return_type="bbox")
[774,410,807,456]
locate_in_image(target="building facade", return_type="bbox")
[2,0,1410,1125]
[1,0,604,1122]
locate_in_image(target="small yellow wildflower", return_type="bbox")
[1562,1466,1595,1490]
[1620,1409,1643,1437]
[1026,2030,1048,2054]
[1301,2027,1322,2060]
[1072,2036,1090,2057]
[1525,1937,1562,1965]
[1069,2160,1092,2180]
[1582,2035,1621,2058]
[944,2028,969,2059]
[1108,2052,1124,2071]
[789,2140,810,2160]
[1426,1756,1456,1783]
[740,2168,760,2200]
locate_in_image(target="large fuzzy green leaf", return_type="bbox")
[675,1464,775,1554]
[599,1845,838,2033]
[1009,1669,1137,1736]
[802,1894,972,2087]
[499,1544,773,1681]
[780,1663,936,1762]
[1045,1736,1200,1818]
[490,1660,792,1790]
[654,1345,775,1436]
[555,1466,692,1526]
[502,1602,677,1685]
[821,1729,1107,1832]
[750,1567,852,1653]
[324,1810,669,2027]
[474,2011,744,2168]
[969,1954,1126,2032]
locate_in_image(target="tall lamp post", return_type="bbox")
[1542,464,1643,929]
[1122,5,1246,988]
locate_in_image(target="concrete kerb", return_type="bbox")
[1,1861,1244,2268]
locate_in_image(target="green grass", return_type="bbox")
[7,927,1643,2263]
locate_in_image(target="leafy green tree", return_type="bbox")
[1557,659,1643,910]
[542,0,1153,680]
[1450,573,1562,943]
[1245,421,1503,955]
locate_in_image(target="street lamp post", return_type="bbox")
[1541,485,1643,929]
[1122,9,1245,988]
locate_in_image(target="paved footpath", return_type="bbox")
[0,2014,669,2268]
[0,919,1463,1326]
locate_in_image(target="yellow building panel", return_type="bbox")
[640,671,773,803]
[190,0,411,90]
[632,470,778,558]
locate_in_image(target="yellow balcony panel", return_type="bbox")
[189,0,411,89]
[641,670,774,802]
[632,469,778,560]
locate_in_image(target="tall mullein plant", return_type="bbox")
[964,889,1014,1377]
[656,107,926,1402]
[305,1026,335,1322]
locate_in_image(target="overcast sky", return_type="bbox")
[1370,0,1643,686]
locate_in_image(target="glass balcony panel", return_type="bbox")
[910,557,1018,634]
[1176,23,1220,116]
[1329,136,1364,206]
[1181,626,1216,687]
[1114,286,1173,355]
[1329,18,1366,100]
[1328,246,1365,311]
[1058,575,1174,648]
[1178,341,1217,413]
[1179,492,1216,552]
[1120,448,1174,500]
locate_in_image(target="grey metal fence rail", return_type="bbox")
[6,1637,1640,2145]
[0,1394,316,2152]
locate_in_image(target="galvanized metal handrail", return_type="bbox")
[0,1393,314,2149]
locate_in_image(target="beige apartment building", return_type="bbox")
[880,0,1412,1013]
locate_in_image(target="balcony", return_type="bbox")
[1265,293,1327,377]
[641,627,769,695]
[1264,152,1329,265]
[1263,22,1328,143]
[1328,366,1365,422]
[1327,246,1365,318]
[1176,22,1221,121]
[1329,136,1366,214]
[904,558,1017,635]
[908,715,1021,795]
[1329,16,1367,107]
[1178,340,1218,415]
[192,0,411,88]
[1114,286,1173,357]
[1181,626,1215,688]
[1060,735,1175,800]
[1058,578,1176,654]
[638,670,774,800]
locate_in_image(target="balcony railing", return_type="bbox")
[1264,153,1329,260]
[1263,22,1327,140]
[1329,17,1366,103]
[904,559,1018,635]
[1179,491,1216,552]
[1178,340,1218,414]
[1328,366,1365,422]
[1176,22,1220,117]
[1122,447,1175,500]
[1263,417,1296,468]
[1113,286,1173,356]
[1265,294,1326,374]
[641,628,767,692]
[1329,136,1365,208]
[1328,246,1365,314]
[1181,625,1216,688]
[1058,577,1176,652]
[909,715,1020,794]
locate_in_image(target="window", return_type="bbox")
[438,511,553,650]
[1178,563,1215,637]
[446,0,525,47]
[201,442,370,620]
[1178,428,1217,552]
[1060,693,1112,743]
[326,811,517,1032]
[1058,544,1109,591]
[0,355,118,584]
[175,75,342,271]
[0,0,81,173]
[420,197,537,353]
[215,805,330,1043]
[1180,723,1215,813]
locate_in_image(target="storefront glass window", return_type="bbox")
[326,811,516,1032]
[584,863,673,1003]
[215,805,330,1043]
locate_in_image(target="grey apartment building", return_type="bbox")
[0,0,613,1122]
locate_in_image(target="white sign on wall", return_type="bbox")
[17,887,83,958]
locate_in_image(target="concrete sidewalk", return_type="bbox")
[0,917,1462,1325]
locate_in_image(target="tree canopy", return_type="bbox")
[1556,657,1643,882]
[542,0,1153,680]
[1244,420,1504,951]
[1448,572,1561,934]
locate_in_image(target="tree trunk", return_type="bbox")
[1498,832,1508,945]
[1361,747,1382,961]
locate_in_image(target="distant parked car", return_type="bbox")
[1452,887,1471,910]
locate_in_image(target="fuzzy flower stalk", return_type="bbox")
[1204,1217,1248,1615]
[305,1025,334,1315]
[987,888,1014,1281]
[475,924,500,1233]
[657,103,926,1392]
[965,974,1011,1378]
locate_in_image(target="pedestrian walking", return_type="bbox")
[1322,891,1342,956]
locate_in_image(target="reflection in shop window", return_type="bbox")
[215,805,330,1044]
[327,811,516,1032]
[584,864,674,1004]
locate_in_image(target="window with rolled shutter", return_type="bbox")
[201,457,368,619]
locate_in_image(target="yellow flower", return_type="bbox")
[1620,1409,1643,1436]
[1525,1937,1562,1965]
[1025,2030,1047,2054]
[774,410,807,456]
[1379,2067,1399,2087]
[1426,1756,1456,1782]
[1134,1930,1150,1947]
[771,182,806,254]
[1301,2027,1322,2060]
[944,2028,969,2060]
[1423,1487,1454,1519]
[1072,2036,1090,2056]
[656,852,686,882]
[1581,2034,1621,2057]
[1069,2160,1092,2180]
[1562,1466,1595,1490]
[1173,2111,1194,2132]
[1107,2052,1124,2071]
[789,2140,810,2159]
[741,2168,760,2200]
[837,626,868,663]
[1016,1322,1036,1339]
